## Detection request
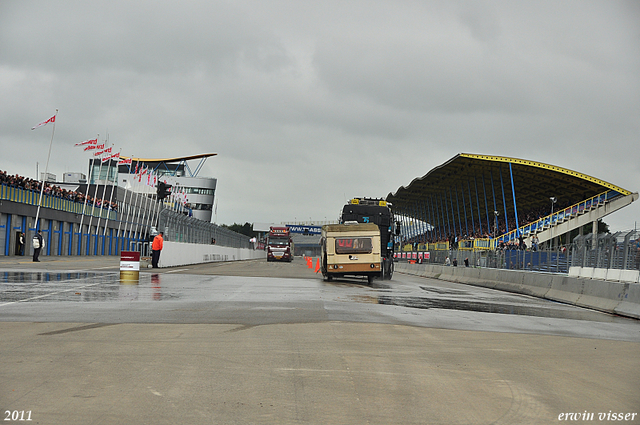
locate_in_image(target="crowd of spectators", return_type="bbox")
[400,199,583,248]
[0,169,118,211]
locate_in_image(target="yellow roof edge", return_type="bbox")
[460,153,631,196]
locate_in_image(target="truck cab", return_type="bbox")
[341,198,397,280]
[266,226,293,262]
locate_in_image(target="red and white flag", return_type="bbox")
[94,147,112,156]
[118,157,132,165]
[74,138,98,147]
[31,114,56,130]
[84,144,99,151]
[94,147,112,157]
[138,166,147,182]
[102,152,120,163]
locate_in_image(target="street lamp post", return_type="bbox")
[550,197,557,250]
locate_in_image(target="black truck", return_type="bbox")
[340,198,398,280]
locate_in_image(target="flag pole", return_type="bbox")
[78,135,98,255]
[95,142,114,251]
[144,170,158,238]
[126,163,143,250]
[34,109,58,231]
[117,158,135,252]
[103,149,121,237]
[133,166,151,246]
[86,141,106,255]
[123,160,140,251]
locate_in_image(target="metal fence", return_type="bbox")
[157,208,252,249]
[396,230,640,274]
[570,230,640,271]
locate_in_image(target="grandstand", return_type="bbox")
[386,153,638,252]
[0,160,248,258]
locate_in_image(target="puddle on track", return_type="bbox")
[0,271,177,303]
[373,295,627,323]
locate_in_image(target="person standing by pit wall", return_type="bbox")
[32,230,44,262]
[17,232,25,256]
[151,231,164,268]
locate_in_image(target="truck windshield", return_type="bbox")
[269,237,289,246]
[335,238,372,254]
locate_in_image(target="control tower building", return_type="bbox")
[88,153,217,223]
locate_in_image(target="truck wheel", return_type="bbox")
[367,275,374,284]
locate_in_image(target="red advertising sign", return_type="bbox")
[121,251,140,262]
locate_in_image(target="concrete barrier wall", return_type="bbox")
[158,241,266,268]
[395,262,640,320]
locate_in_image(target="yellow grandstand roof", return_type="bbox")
[386,153,632,221]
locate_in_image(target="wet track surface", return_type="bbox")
[1,264,637,340]
[2,259,640,424]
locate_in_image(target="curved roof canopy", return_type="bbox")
[117,153,217,178]
[120,153,217,163]
[386,153,631,221]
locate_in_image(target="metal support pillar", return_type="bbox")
[508,163,520,236]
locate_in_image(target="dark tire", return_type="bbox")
[367,275,374,284]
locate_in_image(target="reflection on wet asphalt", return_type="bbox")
[377,295,621,322]
[0,271,173,303]
[1,269,638,341]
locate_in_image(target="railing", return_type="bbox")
[399,239,491,252]
[394,230,640,274]
[1,182,253,252]
[157,208,252,249]
[496,190,615,244]
[0,183,117,220]
[570,230,640,270]
[395,246,570,272]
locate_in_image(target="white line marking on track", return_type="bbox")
[164,268,190,273]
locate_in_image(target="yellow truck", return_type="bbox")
[320,222,382,284]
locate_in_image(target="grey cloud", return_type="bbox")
[1,0,638,228]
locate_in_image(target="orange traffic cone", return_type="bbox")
[307,257,312,268]
[315,258,320,273]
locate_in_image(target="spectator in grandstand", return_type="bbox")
[531,234,539,251]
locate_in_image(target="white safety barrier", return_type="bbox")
[395,262,640,320]
[157,241,266,268]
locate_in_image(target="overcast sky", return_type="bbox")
[1,1,639,230]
